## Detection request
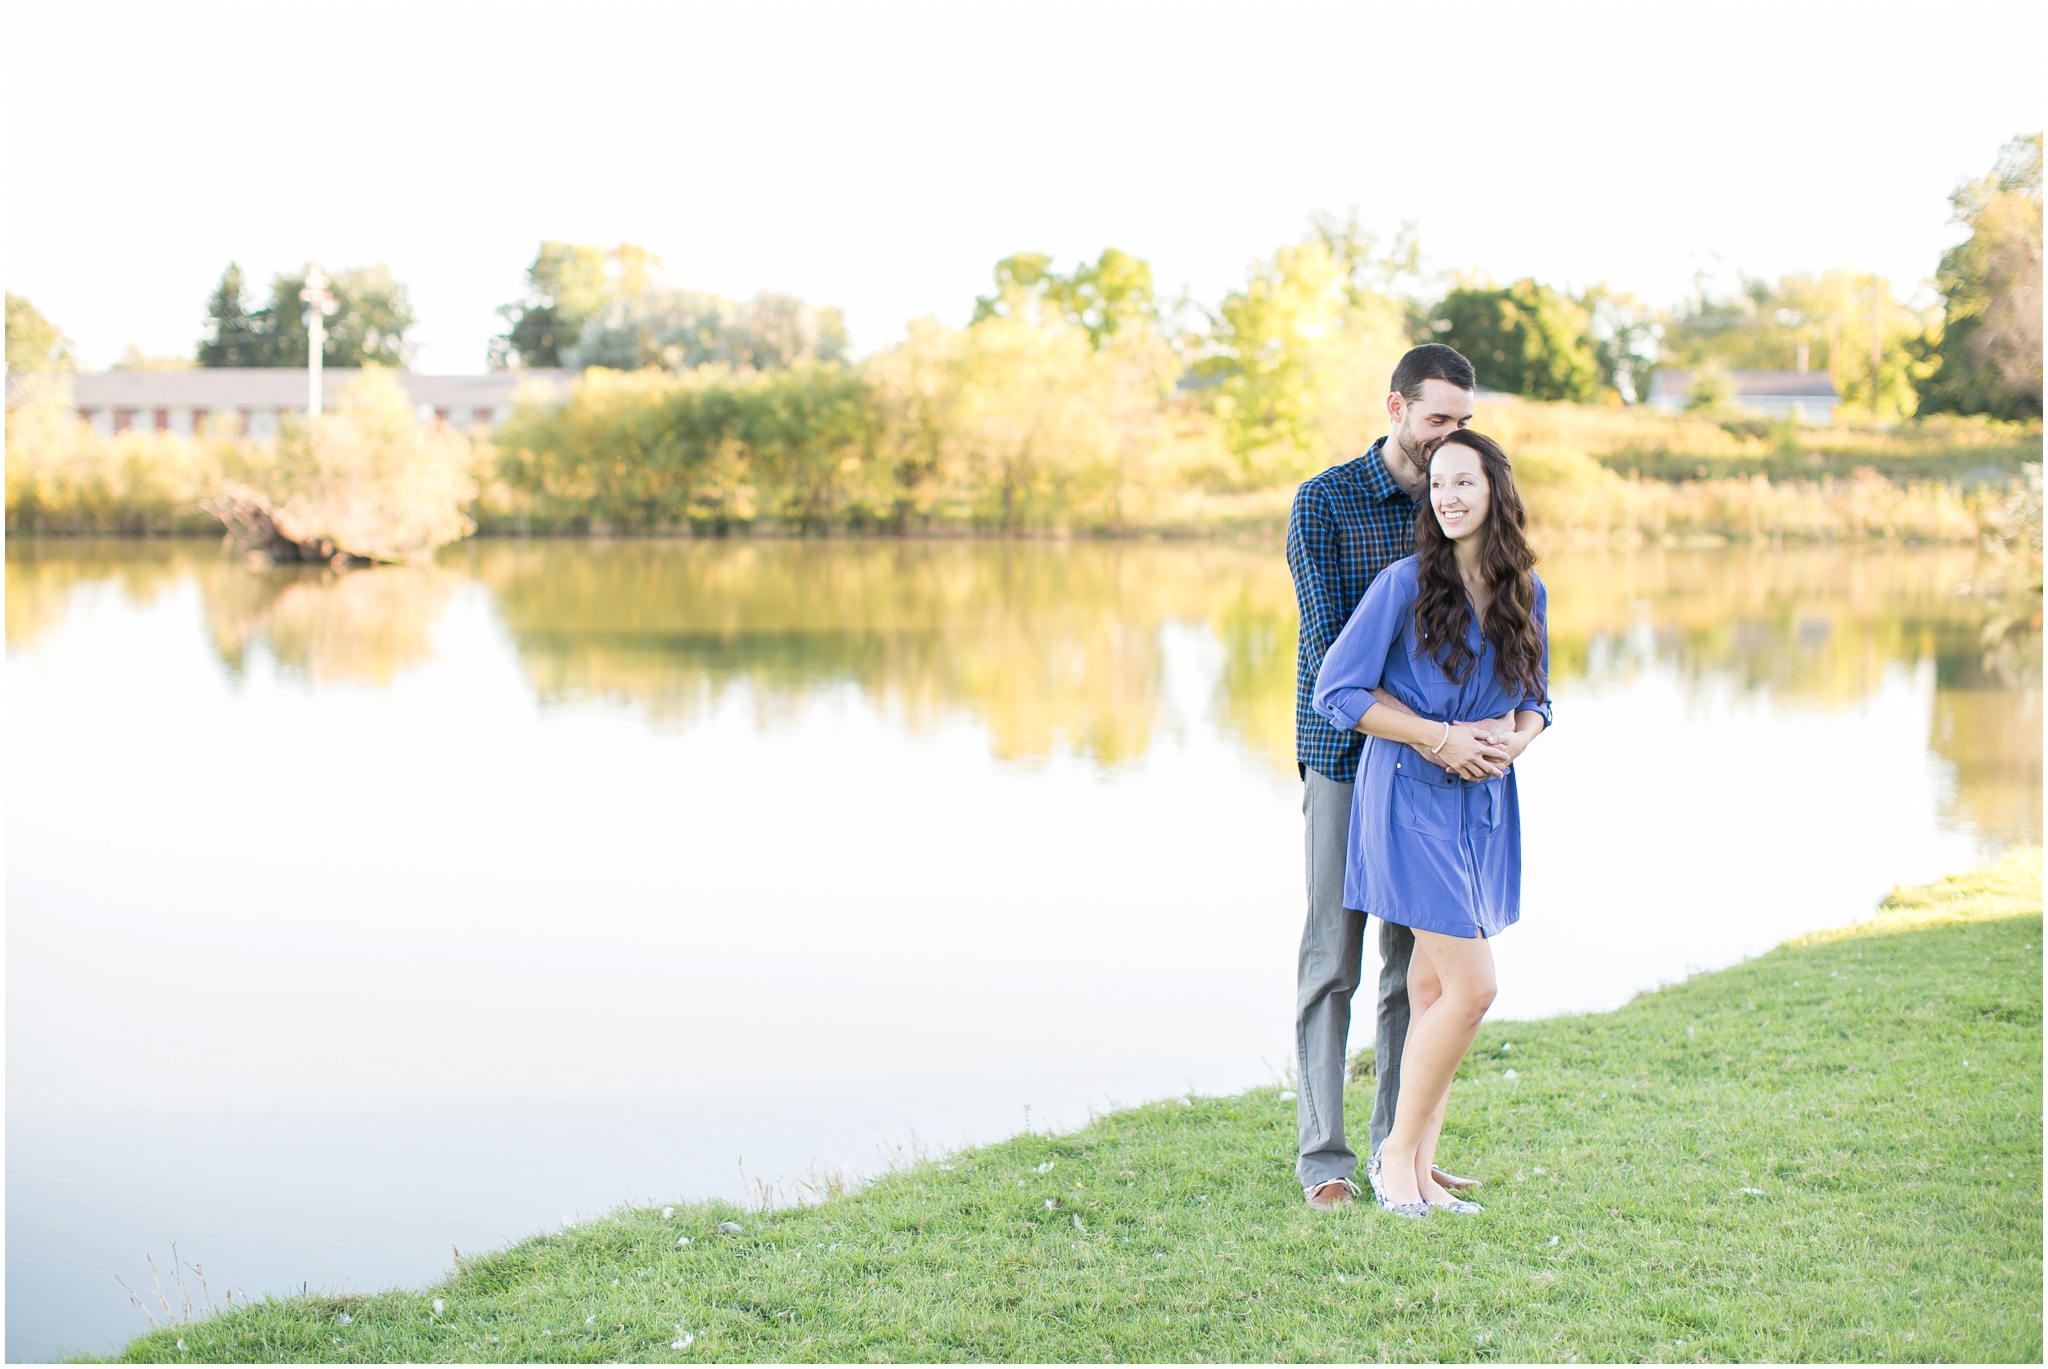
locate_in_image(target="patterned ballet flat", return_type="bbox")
[1364,1146,1430,1220]
[1428,1196,1485,1215]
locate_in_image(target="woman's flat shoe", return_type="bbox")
[1365,1147,1430,1220]
[1428,1196,1485,1215]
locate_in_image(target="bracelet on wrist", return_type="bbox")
[1430,720,1451,755]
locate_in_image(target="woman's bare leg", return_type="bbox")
[1414,1082,1454,1202]
[1374,930,1496,1207]
[1405,958,1456,1201]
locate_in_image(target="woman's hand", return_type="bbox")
[1358,696,1512,778]
[1432,723,1511,778]
[1475,711,1546,771]
[1447,712,1519,778]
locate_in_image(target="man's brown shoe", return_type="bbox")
[1304,1177,1360,1208]
[1432,1165,1482,1192]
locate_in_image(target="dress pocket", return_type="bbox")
[1390,764,1458,840]
[1476,776,1507,832]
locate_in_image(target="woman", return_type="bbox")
[1311,428,1551,1218]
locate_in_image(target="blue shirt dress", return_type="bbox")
[1310,555,1553,938]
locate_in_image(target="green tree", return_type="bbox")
[503,242,846,374]
[490,242,653,369]
[568,286,848,372]
[1662,269,1934,419]
[1059,248,1156,348]
[261,265,414,368]
[5,293,71,373]
[196,263,415,368]
[972,248,1157,348]
[1577,285,1660,402]
[1197,230,1413,465]
[723,293,850,369]
[1309,211,1424,322]
[1920,133,2043,419]
[197,263,266,367]
[1432,279,1601,402]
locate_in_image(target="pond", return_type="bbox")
[6,537,2038,1359]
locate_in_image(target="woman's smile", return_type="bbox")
[1428,444,1492,540]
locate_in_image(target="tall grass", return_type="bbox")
[9,352,2041,544]
[5,372,478,560]
[4,379,262,535]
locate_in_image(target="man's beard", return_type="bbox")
[1391,421,1433,468]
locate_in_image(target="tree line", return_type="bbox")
[5,133,2038,431]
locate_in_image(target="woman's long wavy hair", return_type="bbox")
[1411,429,1546,702]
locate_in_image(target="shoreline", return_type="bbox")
[98,847,2042,1363]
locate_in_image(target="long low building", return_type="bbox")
[1645,369,1841,425]
[22,368,574,439]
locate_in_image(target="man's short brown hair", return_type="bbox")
[1390,344,1477,402]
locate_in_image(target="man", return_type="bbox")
[1288,342,1500,1208]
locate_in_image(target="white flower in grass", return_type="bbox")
[1737,1187,1766,1196]
[432,1298,445,1317]
[717,1221,743,1235]
[1036,1160,1055,1173]
[1044,1198,1060,1210]
[1503,1069,1519,1081]
[677,1236,692,1247]
[672,1332,696,1350]
[586,1315,597,1326]
[663,1207,675,1219]
[1545,1236,1559,1247]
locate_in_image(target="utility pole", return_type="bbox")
[301,264,338,417]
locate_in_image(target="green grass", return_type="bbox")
[110,850,2042,1363]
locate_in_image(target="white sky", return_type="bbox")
[3,0,2041,374]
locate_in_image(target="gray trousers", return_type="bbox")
[1295,766,1414,1189]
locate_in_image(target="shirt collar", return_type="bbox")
[1358,437,1413,504]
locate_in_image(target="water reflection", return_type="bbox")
[204,563,457,687]
[1543,548,2039,847]
[7,537,2039,841]
[5,540,455,689]
[478,540,2036,840]
[470,540,1290,766]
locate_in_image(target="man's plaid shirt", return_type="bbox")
[1286,438,1419,783]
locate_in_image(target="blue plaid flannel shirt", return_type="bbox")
[1286,438,1419,783]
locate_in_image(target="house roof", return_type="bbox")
[10,368,575,409]
[1648,369,1841,400]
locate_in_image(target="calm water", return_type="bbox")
[6,537,2038,1359]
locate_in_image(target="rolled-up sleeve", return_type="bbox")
[1519,576,1554,726]
[1313,563,1408,734]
